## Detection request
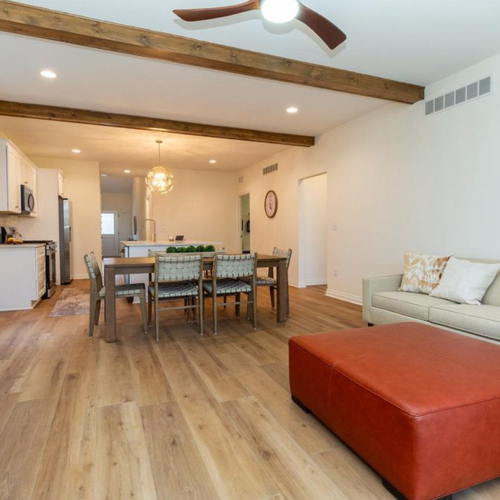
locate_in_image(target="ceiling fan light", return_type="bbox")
[261,0,299,24]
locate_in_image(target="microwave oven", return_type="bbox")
[21,185,35,214]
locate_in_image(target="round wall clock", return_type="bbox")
[264,190,278,218]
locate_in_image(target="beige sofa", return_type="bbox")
[363,259,500,343]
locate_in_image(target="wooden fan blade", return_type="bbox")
[174,0,260,22]
[296,3,346,50]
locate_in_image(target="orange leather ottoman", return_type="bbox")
[289,322,500,500]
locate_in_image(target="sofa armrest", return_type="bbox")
[362,274,403,323]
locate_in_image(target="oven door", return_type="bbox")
[43,248,57,298]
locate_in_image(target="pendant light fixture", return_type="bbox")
[145,140,174,195]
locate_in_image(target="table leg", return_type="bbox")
[276,260,287,322]
[105,267,117,342]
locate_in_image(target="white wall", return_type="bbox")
[238,51,500,303]
[31,157,101,280]
[299,174,327,287]
[150,168,239,252]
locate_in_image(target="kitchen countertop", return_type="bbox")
[121,240,223,247]
[0,243,45,248]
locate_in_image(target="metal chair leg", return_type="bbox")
[213,292,218,335]
[270,287,275,308]
[94,300,101,326]
[155,298,160,342]
[252,288,258,330]
[139,290,148,334]
[88,299,97,338]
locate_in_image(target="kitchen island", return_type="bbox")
[121,240,223,258]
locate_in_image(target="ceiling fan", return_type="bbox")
[173,0,346,50]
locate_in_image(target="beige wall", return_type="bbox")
[31,157,102,280]
[238,51,500,303]
[150,168,239,252]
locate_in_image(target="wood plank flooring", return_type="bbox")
[0,282,499,500]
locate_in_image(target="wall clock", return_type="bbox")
[264,190,278,218]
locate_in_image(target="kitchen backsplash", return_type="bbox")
[0,215,19,227]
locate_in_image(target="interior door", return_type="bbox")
[101,211,120,257]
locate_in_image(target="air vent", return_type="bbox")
[238,176,244,184]
[424,76,493,116]
[263,163,278,176]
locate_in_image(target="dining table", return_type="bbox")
[103,254,289,342]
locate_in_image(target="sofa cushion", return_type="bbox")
[429,304,500,341]
[372,291,454,321]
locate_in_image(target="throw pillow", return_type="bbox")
[399,252,452,295]
[430,257,500,305]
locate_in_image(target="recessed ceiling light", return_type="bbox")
[40,69,57,79]
[124,170,131,173]
[286,106,299,114]
[209,159,217,164]
[71,148,81,154]
[101,174,108,177]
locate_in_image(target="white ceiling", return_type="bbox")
[1,1,500,175]
[0,33,384,137]
[0,116,288,174]
[16,0,500,85]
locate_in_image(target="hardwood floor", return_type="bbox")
[0,282,499,500]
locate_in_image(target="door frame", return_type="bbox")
[238,193,251,254]
[101,210,120,257]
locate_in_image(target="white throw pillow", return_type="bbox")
[430,257,500,305]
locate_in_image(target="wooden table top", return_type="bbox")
[103,254,284,269]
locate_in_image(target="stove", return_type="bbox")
[23,240,57,298]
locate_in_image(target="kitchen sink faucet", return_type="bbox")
[143,219,157,243]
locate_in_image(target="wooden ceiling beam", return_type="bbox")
[0,100,315,147]
[0,0,424,104]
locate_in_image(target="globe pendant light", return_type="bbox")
[145,140,174,195]
[261,0,299,24]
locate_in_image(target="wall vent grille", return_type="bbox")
[238,176,244,184]
[263,163,278,176]
[425,76,493,116]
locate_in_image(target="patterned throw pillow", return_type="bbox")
[399,252,452,295]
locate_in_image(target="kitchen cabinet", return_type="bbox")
[0,139,38,216]
[0,244,46,311]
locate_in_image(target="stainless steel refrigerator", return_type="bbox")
[59,196,72,284]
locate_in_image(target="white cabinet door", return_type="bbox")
[6,145,21,213]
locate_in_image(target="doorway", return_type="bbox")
[239,194,251,253]
[101,211,120,257]
[298,173,327,287]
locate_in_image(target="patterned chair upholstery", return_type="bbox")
[203,254,257,334]
[149,255,204,341]
[83,253,148,338]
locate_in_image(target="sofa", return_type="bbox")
[363,258,500,343]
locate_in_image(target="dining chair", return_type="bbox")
[203,253,257,334]
[257,247,292,315]
[148,254,204,341]
[83,252,148,338]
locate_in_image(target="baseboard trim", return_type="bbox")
[72,275,88,280]
[289,279,306,289]
[304,279,327,286]
[325,289,362,306]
